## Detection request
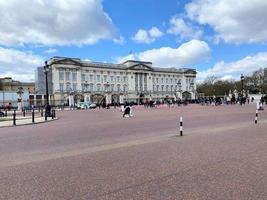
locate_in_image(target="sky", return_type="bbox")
[0,0,267,82]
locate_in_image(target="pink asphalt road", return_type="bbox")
[0,104,266,199]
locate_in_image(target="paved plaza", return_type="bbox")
[0,104,267,199]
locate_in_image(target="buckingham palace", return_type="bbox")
[35,56,197,106]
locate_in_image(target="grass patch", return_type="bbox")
[0,118,11,122]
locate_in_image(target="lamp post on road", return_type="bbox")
[43,61,51,117]
[17,86,24,111]
[240,74,244,97]
[240,74,245,106]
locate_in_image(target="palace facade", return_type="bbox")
[36,57,197,105]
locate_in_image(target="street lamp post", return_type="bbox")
[17,86,24,111]
[43,61,51,117]
[240,74,244,97]
[240,74,245,106]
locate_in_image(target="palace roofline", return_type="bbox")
[48,56,197,74]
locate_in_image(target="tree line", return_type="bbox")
[197,68,267,96]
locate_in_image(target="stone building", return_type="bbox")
[0,77,35,107]
[0,77,35,93]
[35,56,197,106]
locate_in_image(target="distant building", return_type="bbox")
[35,56,197,106]
[0,77,35,93]
[0,91,30,107]
[0,77,34,107]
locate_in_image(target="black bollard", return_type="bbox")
[180,117,183,136]
[255,109,258,124]
[13,110,16,125]
[5,109,7,117]
[45,112,47,121]
[52,110,54,119]
[23,108,25,117]
[32,109,35,123]
[41,109,43,117]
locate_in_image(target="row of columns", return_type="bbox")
[135,73,148,92]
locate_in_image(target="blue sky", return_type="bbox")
[0,0,267,82]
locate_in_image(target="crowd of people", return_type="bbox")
[120,95,267,117]
[198,95,267,106]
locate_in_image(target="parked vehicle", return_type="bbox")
[88,103,97,109]
[76,102,97,109]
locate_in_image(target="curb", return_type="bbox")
[1,116,44,121]
[0,117,59,129]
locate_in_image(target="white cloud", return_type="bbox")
[44,48,57,54]
[0,0,116,46]
[117,39,210,67]
[167,16,202,40]
[132,27,163,44]
[149,27,163,38]
[198,52,267,81]
[0,47,43,82]
[113,36,125,45]
[220,75,235,81]
[185,0,267,44]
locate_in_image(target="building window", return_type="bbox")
[81,83,85,91]
[110,76,114,82]
[171,85,173,92]
[123,85,127,92]
[89,84,94,91]
[85,84,89,91]
[166,85,169,91]
[104,75,107,82]
[117,76,120,82]
[161,85,164,91]
[73,83,77,91]
[97,75,100,82]
[59,71,64,81]
[97,84,101,92]
[111,84,114,91]
[59,83,64,92]
[66,72,70,81]
[81,74,86,81]
[157,85,159,91]
[66,83,71,91]
[156,78,159,83]
[123,76,127,82]
[72,73,77,81]
[90,74,93,82]
[117,84,121,92]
